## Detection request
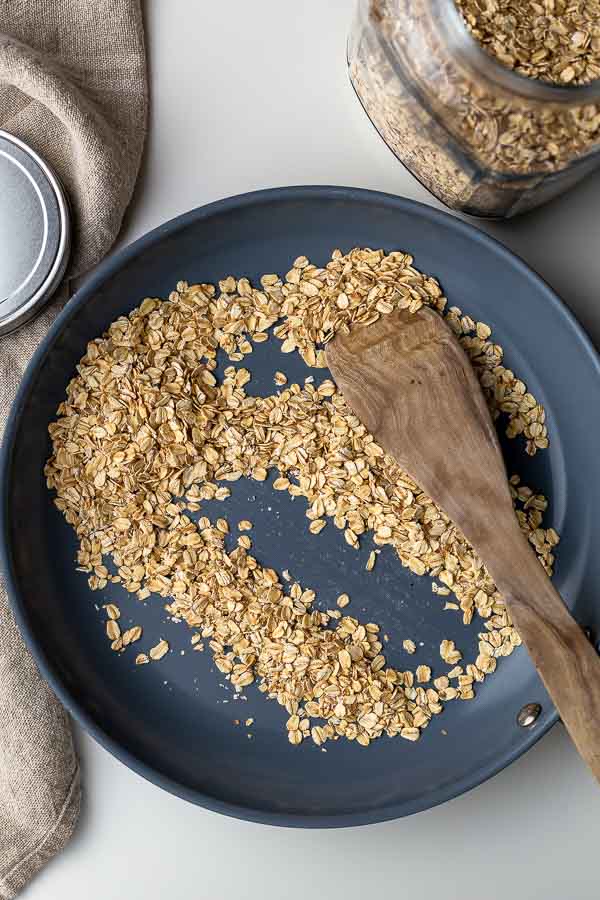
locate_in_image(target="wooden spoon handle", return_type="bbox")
[486,522,600,782]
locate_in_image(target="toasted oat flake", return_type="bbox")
[122,626,142,646]
[403,640,417,654]
[106,620,120,641]
[416,665,431,683]
[149,640,169,661]
[309,519,327,535]
[440,640,463,665]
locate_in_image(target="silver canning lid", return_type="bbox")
[0,129,71,336]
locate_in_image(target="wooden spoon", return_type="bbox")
[326,306,600,782]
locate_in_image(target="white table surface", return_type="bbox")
[25,1,600,898]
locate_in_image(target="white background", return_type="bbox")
[26,1,600,898]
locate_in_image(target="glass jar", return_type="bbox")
[348,0,600,218]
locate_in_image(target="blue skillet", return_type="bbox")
[2,186,600,825]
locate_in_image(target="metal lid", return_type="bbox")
[0,130,71,336]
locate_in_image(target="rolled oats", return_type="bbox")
[46,247,556,748]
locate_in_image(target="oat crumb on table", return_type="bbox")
[46,247,554,748]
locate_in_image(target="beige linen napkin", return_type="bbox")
[0,3,147,896]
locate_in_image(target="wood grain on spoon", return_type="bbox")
[326,306,600,783]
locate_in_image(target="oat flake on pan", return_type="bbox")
[45,248,556,748]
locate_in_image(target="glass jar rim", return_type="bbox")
[441,0,600,103]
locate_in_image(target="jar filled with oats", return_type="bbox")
[348,0,600,217]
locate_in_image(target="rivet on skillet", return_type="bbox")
[517,703,542,728]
